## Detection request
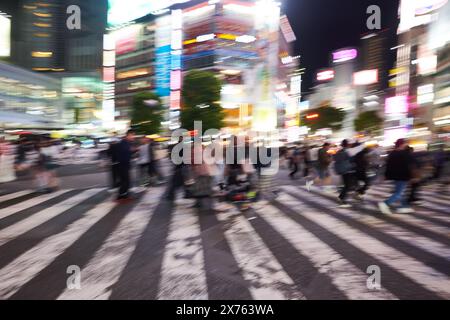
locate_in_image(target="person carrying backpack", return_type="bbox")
[334,140,366,207]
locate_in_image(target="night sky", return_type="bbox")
[0,0,401,91]
[285,0,400,91]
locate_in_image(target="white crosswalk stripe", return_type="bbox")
[252,200,398,300]
[157,202,208,300]
[283,186,450,259]
[216,202,304,300]
[0,190,33,203]
[369,185,450,213]
[58,188,165,300]
[0,189,103,246]
[0,181,448,300]
[0,189,70,220]
[280,186,450,299]
[0,194,115,299]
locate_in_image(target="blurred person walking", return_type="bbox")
[406,147,425,204]
[353,145,371,200]
[116,129,136,201]
[289,145,302,179]
[137,137,150,186]
[378,139,415,214]
[34,140,59,193]
[333,140,365,207]
[317,142,332,187]
[107,137,121,190]
[166,136,187,202]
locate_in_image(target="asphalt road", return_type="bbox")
[0,162,449,300]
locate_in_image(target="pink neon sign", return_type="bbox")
[332,49,358,63]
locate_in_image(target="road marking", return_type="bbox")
[0,190,70,220]
[0,194,115,299]
[157,201,208,300]
[255,195,397,300]
[0,190,33,203]
[0,189,104,246]
[281,186,450,299]
[58,188,164,300]
[216,203,304,300]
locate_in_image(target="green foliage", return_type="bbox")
[130,92,164,135]
[301,106,346,132]
[354,110,383,133]
[180,70,225,133]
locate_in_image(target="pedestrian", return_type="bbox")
[353,145,371,200]
[368,144,383,182]
[333,140,365,207]
[378,139,415,214]
[14,138,29,172]
[147,138,163,184]
[406,147,424,204]
[303,146,311,177]
[317,142,332,186]
[107,137,121,190]
[166,136,187,202]
[116,129,136,201]
[137,137,150,186]
[289,145,302,179]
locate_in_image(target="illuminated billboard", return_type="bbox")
[316,69,335,81]
[108,0,192,26]
[0,15,11,57]
[385,96,409,114]
[353,70,378,86]
[332,48,357,63]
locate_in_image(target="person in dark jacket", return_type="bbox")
[333,140,366,207]
[378,139,414,214]
[116,129,136,201]
[353,146,371,199]
[107,138,121,190]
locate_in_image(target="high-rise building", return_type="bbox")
[360,31,388,92]
[389,0,449,140]
[106,0,295,133]
[13,0,107,73]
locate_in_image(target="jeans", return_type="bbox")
[118,165,130,199]
[290,163,299,178]
[339,173,355,202]
[356,170,370,195]
[385,180,408,207]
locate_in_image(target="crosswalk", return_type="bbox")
[0,181,448,300]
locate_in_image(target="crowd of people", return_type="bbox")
[1,131,448,215]
[106,131,271,210]
[283,138,449,213]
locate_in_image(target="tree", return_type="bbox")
[130,92,164,135]
[181,70,225,133]
[301,106,345,132]
[354,110,383,134]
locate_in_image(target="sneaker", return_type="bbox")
[338,200,351,208]
[397,207,415,214]
[378,202,393,214]
[306,180,314,191]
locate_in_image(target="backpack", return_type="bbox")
[334,150,353,175]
